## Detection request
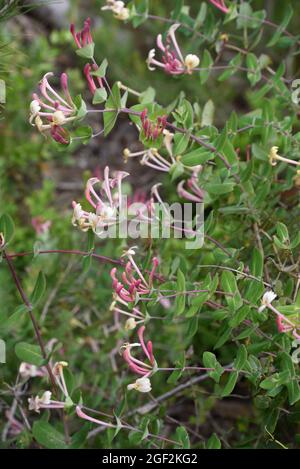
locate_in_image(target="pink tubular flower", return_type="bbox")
[147,24,200,75]
[111,252,159,304]
[29,72,76,143]
[276,315,300,340]
[140,109,167,141]
[122,326,156,377]
[84,63,104,96]
[177,167,204,202]
[72,166,129,236]
[208,0,229,14]
[70,17,93,49]
[31,217,52,236]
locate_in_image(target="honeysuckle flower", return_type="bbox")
[208,0,229,13]
[276,314,293,334]
[123,147,172,172]
[84,63,104,95]
[28,391,66,413]
[127,376,152,393]
[140,109,167,141]
[31,217,51,236]
[147,24,200,75]
[0,232,5,249]
[70,17,93,49]
[101,1,130,21]
[110,300,145,329]
[269,146,300,167]
[258,290,277,312]
[177,167,204,202]
[111,256,159,303]
[30,72,76,143]
[72,167,129,237]
[19,362,46,379]
[52,361,69,398]
[125,317,137,331]
[184,54,200,73]
[163,129,174,157]
[122,326,156,377]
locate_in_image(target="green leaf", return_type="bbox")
[30,272,46,306]
[203,351,224,383]
[75,42,95,59]
[15,342,44,366]
[72,126,92,144]
[175,269,186,316]
[205,182,235,195]
[173,133,190,155]
[250,248,263,279]
[199,50,213,84]
[221,271,242,311]
[91,58,108,78]
[181,147,212,166]
[174,426,190,449]
[201,99,215,127]
[207,433,221,449]
[103,83,121,136]
[221,371,238,397]
[92,88,107,104]
[74,95,87,120]
[267,5,293,47]
[234,345,247,370]
[32,420,68,449]
[0,213,15,246]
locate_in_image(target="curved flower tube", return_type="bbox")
[147,24,200,75]
[29,72,76,143]
[72,166,129,237]
[70,17,93,49]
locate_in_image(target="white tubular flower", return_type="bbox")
[125,317,137,331]
[184,54,200,73]
[41,390,52,405]
[127,377,152,393]
[0,232,5,249]
[72,203,85,226]
[101,0,129,21]
[52,110,67,126]
[147,49,156,71]
[258,290,277,312]
[28,391,52,413]
[269,146,279,166]
[19,363,39,378]
[29,99,41,124]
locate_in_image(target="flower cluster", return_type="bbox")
[28,361,70,413]
[122,326,156,392]
[111,248,159,304]
[147,24,200,75]
[70,17,93,49]
[140,109,167,141]
[72,166,128,236]
[101,0,130,21]
[177,166,204,203]
[29,73,76,144]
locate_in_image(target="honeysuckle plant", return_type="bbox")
[2,0,300,451]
